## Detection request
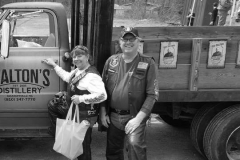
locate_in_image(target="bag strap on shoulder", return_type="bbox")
[69,69,88,87]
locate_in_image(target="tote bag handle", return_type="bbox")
[64,102,80,124]
[65,102,74,121]
[73,103,80,124]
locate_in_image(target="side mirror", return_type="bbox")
[0,20,10,59]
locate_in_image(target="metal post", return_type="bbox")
[71,0,76,49]
[94,0,115,73]
[83,0,89,46]
[75,0,80,45]
[89,0,96,52]
[93,0,99,66]
[230,0,237,26]
[189,0,196,26]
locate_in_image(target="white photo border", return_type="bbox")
[236,41,240,68]
[207,40,227,69]
[159,41,178,69]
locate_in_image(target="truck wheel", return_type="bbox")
[160,115,190,128]
[190,103,230,156]
[190,104,214,156]
[203,105,240,160]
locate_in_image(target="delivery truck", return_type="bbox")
[0,2,240,160]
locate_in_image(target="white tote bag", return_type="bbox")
[53,102,90,160]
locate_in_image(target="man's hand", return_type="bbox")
[100,107,110,128]
[125,111,147,134]
[125,117,141,134]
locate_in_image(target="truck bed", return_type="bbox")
[112,26,240,102]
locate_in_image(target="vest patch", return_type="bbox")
[129,71,133,77]
[137,62,148,70]
[110,58,119,67]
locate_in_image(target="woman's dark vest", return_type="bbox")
[67,66,100,117]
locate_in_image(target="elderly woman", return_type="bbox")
[43,45,107,160]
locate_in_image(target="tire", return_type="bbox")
[190,104,214,156]
[160,115,191,128]
[203,105,240,160]
[190,103,230,156]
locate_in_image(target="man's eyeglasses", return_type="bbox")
[121,37,137,43]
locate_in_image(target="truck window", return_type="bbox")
[9,11,55,47]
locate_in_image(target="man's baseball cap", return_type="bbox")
[121,27,139,38]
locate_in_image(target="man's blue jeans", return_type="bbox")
[106,112,147,160]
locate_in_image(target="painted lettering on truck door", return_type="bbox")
[0,68,50,95]
[0,9,60,129]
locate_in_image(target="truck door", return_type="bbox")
[0,9,60,134]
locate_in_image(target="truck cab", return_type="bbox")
[0,2,70,138]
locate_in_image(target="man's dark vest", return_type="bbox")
[105,53,153,116]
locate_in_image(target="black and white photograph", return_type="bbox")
[0,0,240,160]
[207,40,227,68]
[159,41,178,69]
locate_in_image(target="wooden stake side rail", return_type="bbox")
[189,39,202,91]
[112,26,240,40]
[158,90,240,102]
[111,26,240,102]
